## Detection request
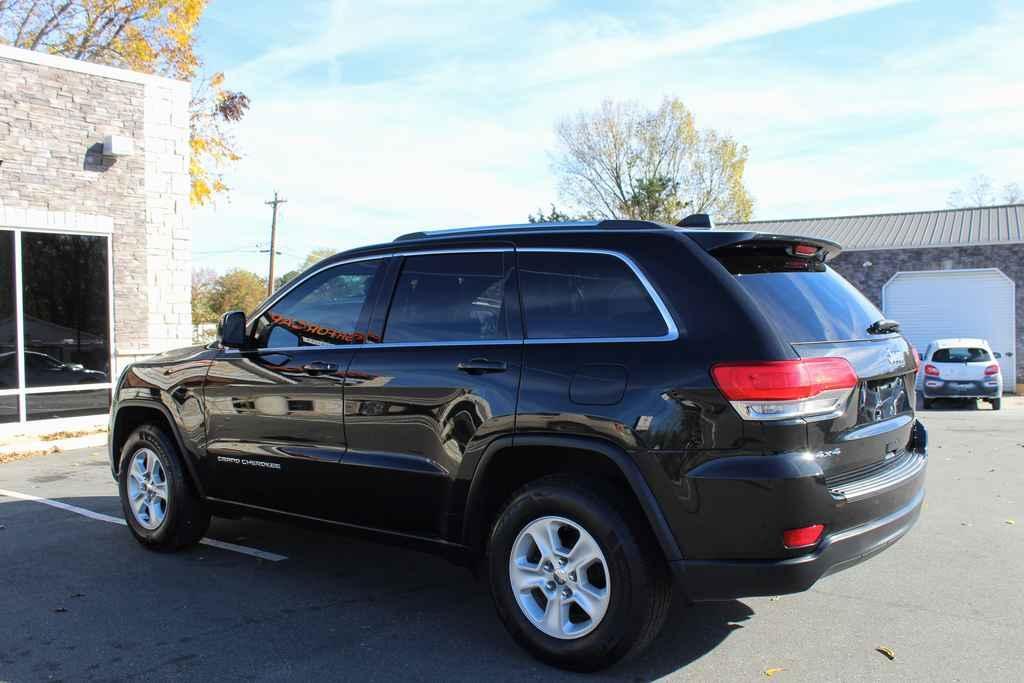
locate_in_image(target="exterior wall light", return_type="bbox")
[103,134,134,157]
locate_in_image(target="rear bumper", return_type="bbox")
[666,419,928,602]
[923,379,1000,398]
[672,485,923,601]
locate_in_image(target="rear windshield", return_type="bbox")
[715,246,884,343]
[932,347,991,363]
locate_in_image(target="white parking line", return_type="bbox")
[0,487,287,562]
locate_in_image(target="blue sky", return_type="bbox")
[192,0,1024,274]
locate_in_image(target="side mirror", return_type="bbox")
[217,310,247,349]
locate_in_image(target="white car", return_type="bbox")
[918,338,1003,410]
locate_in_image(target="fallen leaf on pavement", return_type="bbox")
[1007,520,1016,525]
[876,646,896,660]
[763,667,785,677]
[769,596,781,602]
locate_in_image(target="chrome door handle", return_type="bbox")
[302,361,338,376]
[457,358,508,374]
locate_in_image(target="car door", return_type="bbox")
[342,249,523,537]
[202,257,389,518]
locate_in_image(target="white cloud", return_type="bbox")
[194,0,1024,274]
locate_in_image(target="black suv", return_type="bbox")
[109,218,927,671]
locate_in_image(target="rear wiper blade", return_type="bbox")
[867,318,901,335]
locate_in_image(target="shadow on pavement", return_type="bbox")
[919,397,998,412]
[0,494,753,680]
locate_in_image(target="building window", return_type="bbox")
[0,228,112,428]
[0,231,16,393]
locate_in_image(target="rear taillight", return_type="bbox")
[924,364,940,377]
[783,524,825,549]
[711,358,857,421]
[985,364,1000,376]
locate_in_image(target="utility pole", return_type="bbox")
[265,191,287,296]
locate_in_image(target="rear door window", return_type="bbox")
[932,347,991,362]
[518,251,667,339]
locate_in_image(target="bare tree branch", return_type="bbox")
[551,97,753,223]
[27,0,71,50]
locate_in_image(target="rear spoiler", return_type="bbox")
[682,231,843,262]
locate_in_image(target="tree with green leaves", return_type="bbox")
[203,269,266,319]
[527,205,593,223]
[551,97,753,224]
[190,267,218,324]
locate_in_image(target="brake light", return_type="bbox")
[783,524,825,549]
[985,364,1000,376]
[792,244,819,256]
[711,358,857,421]
[924,364,940,377]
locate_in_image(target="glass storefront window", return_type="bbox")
[0,396,18,424]
[0,229,112,427]
[21,233,110,387]
[0,230,15,390]
[26,389,110,421]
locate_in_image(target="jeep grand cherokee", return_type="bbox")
[109,216,927,671]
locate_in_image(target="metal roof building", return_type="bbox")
[721,203,1024,250]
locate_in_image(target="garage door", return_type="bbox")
[883,268,1016,387]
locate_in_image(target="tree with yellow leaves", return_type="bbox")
[552,97,753,224]
[0,0,248,205]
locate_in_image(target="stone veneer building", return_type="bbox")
[724,204,1023,392]
[0,45,192,432]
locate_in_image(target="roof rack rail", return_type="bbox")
[392,218,673,242]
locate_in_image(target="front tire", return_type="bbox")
[923,398,934,409]
[991,398,1002,410]
[118,424,209,551]
[487,475,671,672]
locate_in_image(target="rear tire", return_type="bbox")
[991,398,1002,411]
[118,423,210,551]
[487,475,671,672]
[922,398,934,410]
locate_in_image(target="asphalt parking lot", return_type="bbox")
[1,398,1022,681]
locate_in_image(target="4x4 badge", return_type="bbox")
[887,350,903,368]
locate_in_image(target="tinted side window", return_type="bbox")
[518,251,667,339]
[252,259,384,349]
[384,252,509,343]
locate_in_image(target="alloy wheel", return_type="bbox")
[126,447,169,530]
[508,515,611,639]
